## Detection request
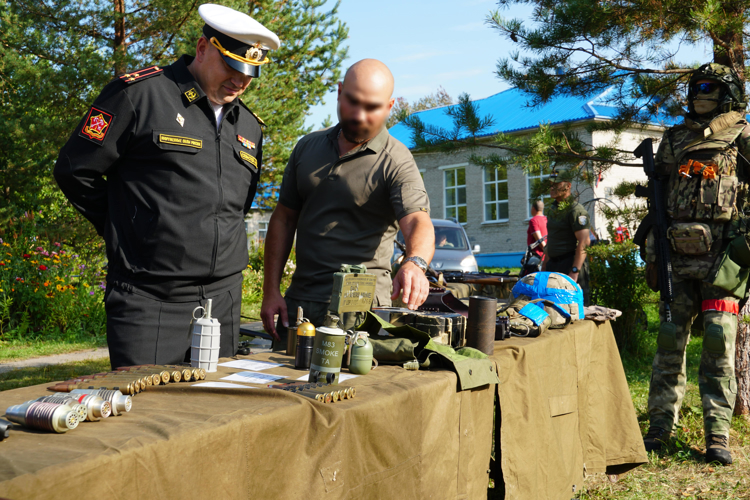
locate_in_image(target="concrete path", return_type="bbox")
[0,348,110,374]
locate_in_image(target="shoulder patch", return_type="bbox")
[119,66,163,84]
[78,106,115,146]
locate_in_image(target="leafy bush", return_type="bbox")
[0,214,106,342]
[242,241,296,314]
[587,241,657,355]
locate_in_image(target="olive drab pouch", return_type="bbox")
[667,222,713,255]
[710,244,750,298]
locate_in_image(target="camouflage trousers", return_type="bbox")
[648,276,738,436]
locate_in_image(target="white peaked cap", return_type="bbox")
[198,4,280,51]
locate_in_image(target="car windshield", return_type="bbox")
[396,226,469,251]
[434,227,468,250]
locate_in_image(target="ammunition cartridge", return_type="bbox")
[50,382,136,396]
[70,389,132,415]
[6,402,79,433]
[122,369,181,383]
[295,390,332,403]
[70,378,143,393]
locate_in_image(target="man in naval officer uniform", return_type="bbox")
[54,4,280,368]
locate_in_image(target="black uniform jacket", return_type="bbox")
[54,56,263,298]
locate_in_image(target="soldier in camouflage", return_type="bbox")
[642,63,750,465]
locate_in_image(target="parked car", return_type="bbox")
[392,219,480,273]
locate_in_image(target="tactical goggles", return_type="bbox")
[692,82,721,95]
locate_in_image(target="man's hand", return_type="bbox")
[260,291,287,341]
[568,271,579,283]
[392,261,430,310]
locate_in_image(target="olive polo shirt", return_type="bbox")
[278,124,429,304]
[545,200,590,258]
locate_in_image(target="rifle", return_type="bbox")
[437,271,519,286]
[633,138,674,322]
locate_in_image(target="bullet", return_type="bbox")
[295,390,333,403]
[49,382,136,396]
[6,402,79,433]
[70,389,132,415]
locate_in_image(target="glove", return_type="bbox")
[730,236,750,267]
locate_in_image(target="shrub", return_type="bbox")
[0,214,106,341]
[242,241,296,311]
[587,241,657,356]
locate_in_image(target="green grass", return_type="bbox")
[0,358,112,392]
[479,266,522,274]
[578,303,750,499]
[0,335,107,362]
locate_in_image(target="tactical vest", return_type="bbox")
[653,116,750,279]
[666,121,745,223]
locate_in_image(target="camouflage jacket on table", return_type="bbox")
[647,110,750,279]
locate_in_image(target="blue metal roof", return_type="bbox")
[388,86,677,149]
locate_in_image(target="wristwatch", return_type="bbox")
[403,256,428,273]
[571,266,579,273]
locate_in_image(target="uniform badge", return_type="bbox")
[79,107,114,145]
[237,134,255,149]
[578,215,588,226]
[239,151,258,167]
[184,88,199,102]
[176,113,185,127]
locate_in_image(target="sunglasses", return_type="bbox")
[692,82,721,95]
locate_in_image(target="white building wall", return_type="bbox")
[415,124,666,254]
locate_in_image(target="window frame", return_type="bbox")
[482,165,509,223]
[439,163,468,225]
[526,166,553,218]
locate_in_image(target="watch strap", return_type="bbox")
[403,256,428,272]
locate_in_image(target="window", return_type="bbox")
[258,221,268,243]
[527,165,552,217]
[483,165,508,222]
[444,167,467,223]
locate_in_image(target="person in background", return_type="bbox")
[542,177,590,305]
[437,231,454,248]
[527,200,547,261]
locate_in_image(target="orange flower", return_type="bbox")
[43,281,50,287]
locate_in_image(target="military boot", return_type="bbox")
[643,426,671,452]
[705,434,732,465]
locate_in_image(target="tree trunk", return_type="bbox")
[113,0,126,76]
[736,305,750,415]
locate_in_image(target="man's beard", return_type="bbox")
[340,119,373,144]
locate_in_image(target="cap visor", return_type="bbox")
[221,55,260,77]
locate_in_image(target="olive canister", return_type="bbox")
[348,332,374,375]
[308,326,346,385]
[294,320,316,370]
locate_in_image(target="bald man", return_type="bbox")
[261,59,434,347]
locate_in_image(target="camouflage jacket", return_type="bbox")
[649,110,750,278]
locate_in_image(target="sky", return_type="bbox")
[304,0,715,130]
